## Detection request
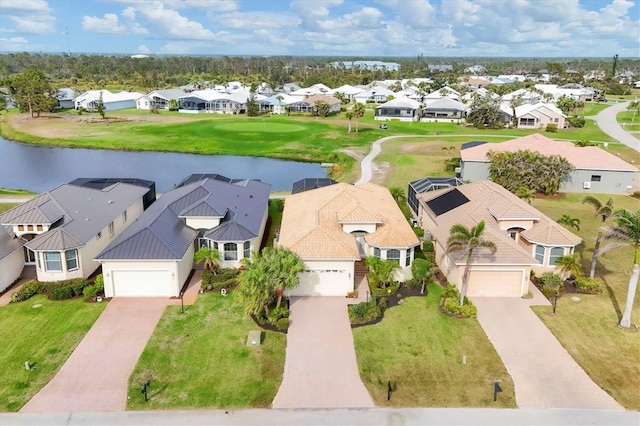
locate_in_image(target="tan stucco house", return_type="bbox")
[416,181,581,297]
[277,182,420,297]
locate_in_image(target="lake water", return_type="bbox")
[0,136,327,193]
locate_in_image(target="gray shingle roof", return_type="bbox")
[97,177,271,260]
[0,183,148,252]
[0,226,23,260]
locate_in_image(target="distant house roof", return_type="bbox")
[333,84,364,95]
[424,86,461,100]
[302,94,341,106]
[428,64,453,72]
[417,181,581,265]
[291,178,337,194]
[74,90,144,104]
[377,96,421,109]
[424,97,468,111]
[96,178,271,260]
[0,183,148,252]
[147,88,187,100]
[68,178,156,209]
[279,183,419,260]
[57,88,75,101]
[259,93,298,106]
[460,133,638,172]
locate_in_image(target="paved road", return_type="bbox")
[272,297,374,408]
[474,297,622,410]
[593,101,640,152]
[20,298,170,412]
[2,408,638,426]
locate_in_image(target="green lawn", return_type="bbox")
[353,283,516,407]
[531,193,640,410]
[0,295,106,411]
[127,292,286,410]
[0,188,36,196]
[0,203,17,213]
[263,198,284,248]
[577,102,609,117]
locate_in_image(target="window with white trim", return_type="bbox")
[387,249,400,264]
[44,252,62,271]
[535,245,545,264]
[549,247,564,266]
[373,247,381,258]
[65,249,78,270]
[122,210,127,222]
[243,241,251,259]
[108,221,114,237]
[405,248,411,267]
[224,243,238,261]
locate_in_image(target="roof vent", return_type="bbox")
[85,218,90,221]
[108,200,114,204]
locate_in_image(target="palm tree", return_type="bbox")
[600,209,640,328]
[411,258,437,294]
[265,247,304,308]
[194,247,221,273]
[275,94,284,114]
[353,102,365,133]
[509,94,523,128]
[345,110,354,133]
[446,220,497,305]
[555,254,582,279]
[389,186,406,204]
[557,214,581,231]
[582,196,614,278]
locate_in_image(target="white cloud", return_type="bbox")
[10,15,56,35]
[2,0,56,35]
[106,0,239,11]
[82,12,148,35]
[215,11,299,30]
[135,2,216,40]
[0,0,51,13]
[0,36,32,51]
[137,44,150,53]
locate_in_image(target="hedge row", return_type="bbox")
[11,278,89,302]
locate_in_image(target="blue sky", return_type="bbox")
[1,0,638,57]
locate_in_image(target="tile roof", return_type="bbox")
[279,182,419,260]
[97,178,270,260]
[0,183,148,252]
[417,181,581,265]
[460,133,638,172]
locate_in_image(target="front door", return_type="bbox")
[23,247,36,264]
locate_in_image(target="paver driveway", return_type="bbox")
[272,297,374,408]
[20,298,170,412]
[474,297,622,410]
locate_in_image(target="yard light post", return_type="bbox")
[180,292,184,314]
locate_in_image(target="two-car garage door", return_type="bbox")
[287,269,352,297]
[466,269,525,297]
[111,270,174,297]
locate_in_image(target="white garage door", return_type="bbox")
[112,270,173,297]
[467,270,524,297]
[288,270,352,296]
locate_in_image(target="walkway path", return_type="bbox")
[592,101,640,152]
[473,296,622,410]
[354,135,423,184]
[272,297,374,408]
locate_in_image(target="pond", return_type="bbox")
[0,136,328,193]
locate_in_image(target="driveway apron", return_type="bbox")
[272,297,374,409]
[20,298,170,412]
[473,297,622,410]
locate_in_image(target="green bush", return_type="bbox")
[201,270,215,289]
[370,281,400,297]
[575,277,603,294]
[348,301,381,324]
[94,274,104,294]
[377,296,388,309]
[201,268,239,290]
[402,277,422,288]
[11,280,46,303]
[540,271,564,296]
[567,115,585,128]
[423,241,434,252]
[83,285,98,299]
[440,285,476,318]
[268,306,289,324]
[50,286,74,300]
[276,318,290,331]
[545,123,558,133]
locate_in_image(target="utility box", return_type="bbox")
[246,330,262,346]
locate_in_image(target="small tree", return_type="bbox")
[389,186,406,203]
[194,247,221,273]
[557,214,580,231]
[353,102,365,133]
[345,111,354,133]
[314,100,330,117]
[555,254,582,279]
[96,92,106,119]
[582,196,614,278]
[411,258,437,294]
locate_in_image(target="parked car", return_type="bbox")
[598,97,608,102]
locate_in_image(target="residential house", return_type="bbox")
[332,84,364,101]
[330,61,401,71]
[460,87,500,104]
[424,86,461,100]
[407,177,464,217]
[0,181,150,285]
[375,96,422,122]
[277,183,420,296]
[136,88,187,110]
[290,84,334,98]
[499,102,567,129]
[74,90,144,111]
[287,94,341,114]
[421,97,468,122]
[354,86,395,104]
[0,225,25,292]
[177,88,253,114]
[460,133,639,194]
[534,84,595,102]
[258,93,297,114]
[56,88,75,109]
[500,89,542,107]
[465,65,486,74]
[416,180,581,297]
[428,64,453,72]
[96,176,270,298]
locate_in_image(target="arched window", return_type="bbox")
[507,227,526,241]
[224,243,238,261]
[535,245,545,264]
[549,247,564,266]
[387,249,400,264]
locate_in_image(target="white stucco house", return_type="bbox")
[96,175,271,298]
[277,182,420,297]
[499,102,567,129]
[74,90,144,111]
[0,182,149,285]
[375,96,422,121]
[0,225,25,292]
[136,88,187,110]
[416,181,581,297]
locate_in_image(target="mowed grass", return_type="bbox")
[0,203,17,213]
[531,192,640,409]
[0,187,36,196]
[353,283,516,408]
[0,295,106,411]
[127,291,285,410]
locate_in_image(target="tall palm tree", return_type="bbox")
[510,94,523,128]
[446,220,497,305]
[345,110,354,133]
[353,102,365,133]
[265,247,304,308]
[389,186,406,204]
[557,214,581,231]
[582,196,614,278]
[600,209,640,328]
[194,247,221,273]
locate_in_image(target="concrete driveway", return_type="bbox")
[272,297,374,409]
[473,297,622,410]
[592,101,640,152]
[20,298,170,412]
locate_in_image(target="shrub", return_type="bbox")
[268,306,289,324]
[50,286,74,300]
[348,301,380,324]
[94,274,104,294]
[575,277,603,294]
[567,116,585,128]
[370,281,400,297]
[83,285,98,299]
[632,191,640,199]
[11,280,46,303]
[440,285,476,318]
[540,271,564,296]
[402,277,421,288]
[201,270,215,289]
[202,268,239,290]
[545,123,558,133]
[377,296,388,309]
[423,241,434,252]
[276,318,290,331]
